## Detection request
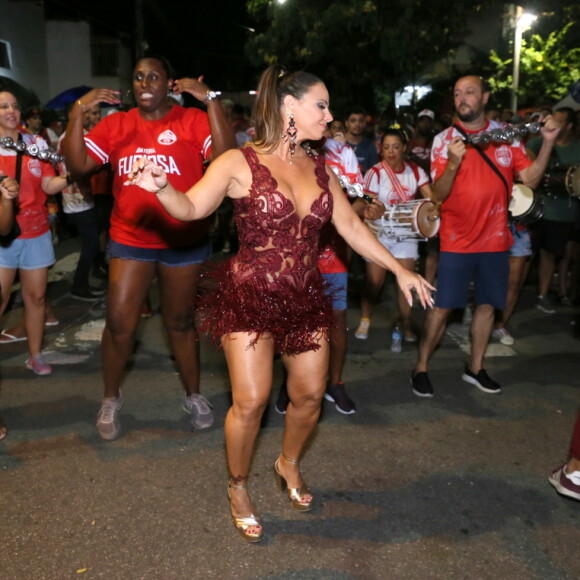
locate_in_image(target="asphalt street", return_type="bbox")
[1,237,579,580]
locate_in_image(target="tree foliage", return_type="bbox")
[485,12,580,109]
[245,0,490,116]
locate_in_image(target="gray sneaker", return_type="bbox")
[96,395,124,440]
[183,394,214,430]
[536,295,556,314]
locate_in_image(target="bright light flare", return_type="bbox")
[517,12,537,29]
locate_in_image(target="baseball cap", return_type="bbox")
[418,109,435,120]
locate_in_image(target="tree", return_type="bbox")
[245,0,493,116]
[485,14,580,109]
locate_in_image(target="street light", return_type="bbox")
[511,7,537,113]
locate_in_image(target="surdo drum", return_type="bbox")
[379,199,440,241]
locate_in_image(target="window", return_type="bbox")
[91,38,119,77]
[0,40,11,70]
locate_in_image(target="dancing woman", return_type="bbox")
[127,65,434,542]
[63,56,236,440]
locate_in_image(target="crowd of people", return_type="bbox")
[0,60,579,539]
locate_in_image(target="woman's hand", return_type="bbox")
[0,175,19,200]
[125,157,169,193]
[363,198,385,221]
[75,89,121,113]
[172,76,210,103]
[395,269,435,309]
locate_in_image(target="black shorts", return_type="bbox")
[531,220,576,257]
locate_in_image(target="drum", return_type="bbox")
[542,164,580,197]
[380,199,440,241]
[509,184,543,225]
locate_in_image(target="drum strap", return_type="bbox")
[453,123,510,201]
[381,161,410,203]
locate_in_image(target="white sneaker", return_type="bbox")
[354,319,370,340]
[96,395,124,440]
[492,328,514,346]
[183,394,214,430]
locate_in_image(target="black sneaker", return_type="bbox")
[324,382,356,414]
[71,287,106,301]
[462,367,502,394]
[411,371,434,398]
[275,383,289,415]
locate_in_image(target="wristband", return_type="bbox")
[76,99,88,113]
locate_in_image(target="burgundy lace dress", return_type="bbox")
[197,147,334,354]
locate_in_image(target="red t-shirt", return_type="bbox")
[85,106,212,248]
[431,120,531,253]
[0,133,55,238]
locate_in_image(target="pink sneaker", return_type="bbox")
[25,353,52,376]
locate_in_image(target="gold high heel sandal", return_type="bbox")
[228,482,263,543]
[273,455,313,512]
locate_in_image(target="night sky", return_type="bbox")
[44,0,261,91]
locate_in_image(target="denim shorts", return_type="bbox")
[108,238,212,266]
[322,272,348,310]
[364,234,419,261]
[509,226,532,258]
[0,231,55,270]
[435,251,509,309]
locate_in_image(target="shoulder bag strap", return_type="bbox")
[452,123,510,198]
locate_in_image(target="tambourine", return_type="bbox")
[330,167,373,202]
[462,121,543,146]
[0,136,63,164]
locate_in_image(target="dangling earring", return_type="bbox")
[284,113,297,165]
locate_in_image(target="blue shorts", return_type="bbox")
[108,238,212,266]
[509,224,532,258]
[0,231,55,270]
[435,251,509,309]
[322,272,347,310]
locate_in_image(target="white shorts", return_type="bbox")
[373,231,419,260]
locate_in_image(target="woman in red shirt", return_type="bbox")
[0,91,68,375]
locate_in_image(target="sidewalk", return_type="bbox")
[0,241,579,579]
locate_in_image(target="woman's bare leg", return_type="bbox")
[278,336,329,502]
[360,261,386,320]
[19,267,49,358]
[222,332,274,532]
[101,258,156,398]
[158,262,202,395]
[0,267,17,318]
[396,257,416,336]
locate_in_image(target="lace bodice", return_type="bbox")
[196,146,335,354]
[232,147,332,284]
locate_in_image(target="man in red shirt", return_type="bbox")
[411,75,561,397]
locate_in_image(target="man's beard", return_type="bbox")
[457,108,480,123]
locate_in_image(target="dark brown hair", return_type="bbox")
[252,64,323,152]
